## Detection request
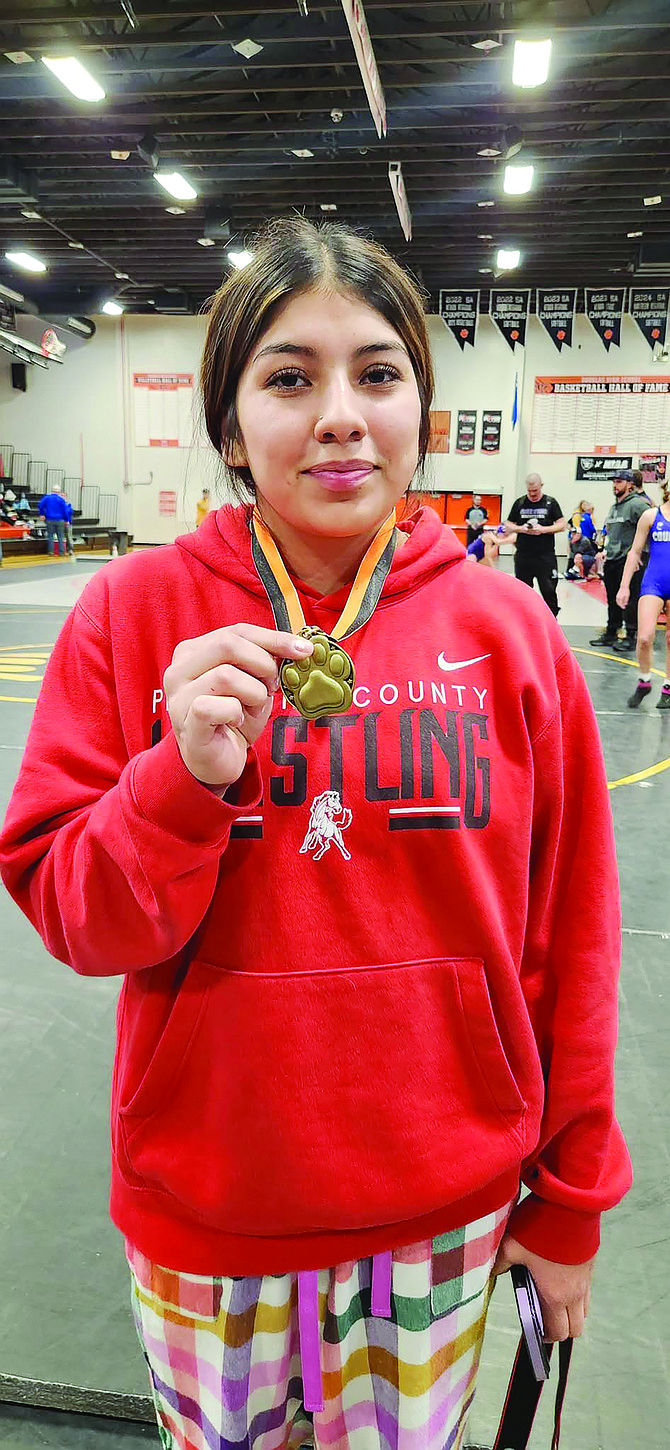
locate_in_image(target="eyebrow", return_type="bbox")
[253,340,409,364]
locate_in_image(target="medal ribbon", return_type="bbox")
[250,505,398,641]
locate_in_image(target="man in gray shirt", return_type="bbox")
[590,469,649,652]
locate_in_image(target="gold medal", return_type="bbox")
[250,507,398,719]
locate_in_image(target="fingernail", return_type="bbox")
[293,638,313,654]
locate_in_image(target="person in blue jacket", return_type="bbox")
[39,486,69,557]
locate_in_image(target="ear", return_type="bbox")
[222,435,248,469]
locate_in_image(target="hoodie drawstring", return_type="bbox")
[298,1252,393,1413]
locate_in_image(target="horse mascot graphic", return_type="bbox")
[300,790,353,862]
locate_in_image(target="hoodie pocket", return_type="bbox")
[117,956,526,1236]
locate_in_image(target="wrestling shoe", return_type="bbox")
[589,632,617,647]
[656,684,670,710]
[628,680,652,708]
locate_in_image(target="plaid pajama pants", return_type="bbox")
[126,1200,512,1450]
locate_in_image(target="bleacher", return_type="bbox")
[0,445,131,557]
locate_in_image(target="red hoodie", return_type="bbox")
[0,505,631,1275]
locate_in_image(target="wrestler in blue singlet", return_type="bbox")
[640,507,670,602]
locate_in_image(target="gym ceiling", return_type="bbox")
[1,0,670,317]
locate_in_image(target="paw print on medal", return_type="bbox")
[281,628,355,720]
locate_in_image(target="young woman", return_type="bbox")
[0,218,631,1450]
[617,483,670,709]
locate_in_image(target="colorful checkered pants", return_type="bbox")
[126,1200,512,1450]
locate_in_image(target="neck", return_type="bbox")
[255,499,399,595]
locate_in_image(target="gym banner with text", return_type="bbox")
[585,289,626,351]
[629,288,670,352]
[439,290,479,350]
[575,456,633,482]
[481,411,502,453]
[490,290,530,351]
[456,409,477,453]
[536,289,577,352]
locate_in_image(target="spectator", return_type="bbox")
[38,484,68,558]
[196,487,211,528]
[632,469,653,504]
[565,527,599,579]
[464,493,488,547]
[571,499,597,541]
[505,473,567,616]
[590,469,650,652]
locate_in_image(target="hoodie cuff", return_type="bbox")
[507,1193,601,1264]
[130,729,263,844]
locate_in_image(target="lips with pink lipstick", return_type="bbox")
[306,460,376,492]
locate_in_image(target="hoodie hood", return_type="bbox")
[175,503,465,610]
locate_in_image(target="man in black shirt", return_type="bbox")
[505,473,567,616]
[464,494,488,547]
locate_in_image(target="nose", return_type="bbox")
[313,376,368,443]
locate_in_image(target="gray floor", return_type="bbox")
[0,561,668,1449]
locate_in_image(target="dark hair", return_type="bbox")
[200,215,434,498]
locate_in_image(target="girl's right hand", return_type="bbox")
[164,624,313,790]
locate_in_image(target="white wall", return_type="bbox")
[0,304,665,551]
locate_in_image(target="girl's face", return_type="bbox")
[230,287,423,539]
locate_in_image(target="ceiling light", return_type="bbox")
[115,271,129,279]
[147,300,155,306]
[627,230,643,238]
[20,208,42,220]
[153,171,198,201]
[165,205,186,215]
[320,203,338,211]
[197,236,216,247]
[472,38,501,51]
[477,147,501,158]
[66,316,92,334]
[0,282,25,303]
[42,55,105,102]
[292,149,314,159]
[228,249,254,268]
[644,195,662,206]
[232,37,263,59]
[504,163,534,195]
[478,267,493,273]
[102,301,124,315]
[4,250,47,273]
[5,51,34,64]
[478,232,493,239]
[110,149,130,160]
[68,241,85,249]
[477,200,495,208]
[512,38,552,88]
[497,248,521,269]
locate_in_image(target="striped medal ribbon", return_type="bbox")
[250,505,398,719]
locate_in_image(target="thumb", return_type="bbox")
[492,1232,525,1277]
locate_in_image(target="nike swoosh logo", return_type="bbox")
[437,652,491,672]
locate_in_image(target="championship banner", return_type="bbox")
[536,289,576,352]
[481,410,502,453]
[630,288,670,351]
[639,453,667,483]
[576,455,632,482]
[456,409,477,453]
[490,290,530,351]
[585,289,626,351]
[439,290,479,350]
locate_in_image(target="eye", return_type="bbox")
[263,362,311,385]
[364,362,400,385]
